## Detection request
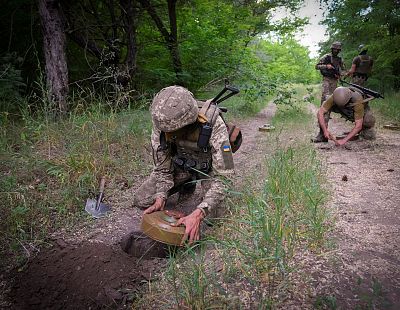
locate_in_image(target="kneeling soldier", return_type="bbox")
[133,86,235,244]
[317,86,376,146]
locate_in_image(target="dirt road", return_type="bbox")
[284,107,400,309]
[3,102,399,309]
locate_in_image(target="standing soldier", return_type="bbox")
[132,86,235,244]
[346,44,373,86]
[312,41,345,143]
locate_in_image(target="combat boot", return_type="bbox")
[360,128,376,140]
[311,128,328,143]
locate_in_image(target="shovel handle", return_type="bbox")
[99,176,106,194]
[95,177,106,210]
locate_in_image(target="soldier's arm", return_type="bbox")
[318,96,336,140]
[315,55,331,70]
[315,56,327,70]
[150,126,174,201]
[337,103,364,146]
[196,116,234,216]
[347,57,359,76]
[346,64,357,77]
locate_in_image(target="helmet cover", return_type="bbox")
[333,87,352,107]
[331,41,342,50]
[151,86,199,132]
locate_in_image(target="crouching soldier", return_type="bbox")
[133,86,235,244]
[317,86,376,146]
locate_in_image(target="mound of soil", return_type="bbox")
[8,241,164,309]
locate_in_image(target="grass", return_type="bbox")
[370,91,400,124]
[0,105,152,268]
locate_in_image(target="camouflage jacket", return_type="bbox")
[316,53,345,78]
[150,114,235,215]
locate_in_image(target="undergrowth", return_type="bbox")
[0,106,152,267]
[370,92,400,124]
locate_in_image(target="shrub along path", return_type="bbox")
[282,106,400,309]
[3,102,278,309]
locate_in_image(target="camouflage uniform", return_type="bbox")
[350,54,373,86]
[133,86,234,217]
[313,42,345,142]
[322,87,376,139]
[316,53,345,104]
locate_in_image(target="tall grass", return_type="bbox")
[0,104,152,266]
[370,91,400,123]
[140,144,329,309]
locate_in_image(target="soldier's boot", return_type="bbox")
[311,113,330,143]
[360,128,376,140]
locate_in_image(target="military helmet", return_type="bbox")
[151,86,199,132]
[333,87,352,107]
[358,44,368,53]
[331,41,342,50]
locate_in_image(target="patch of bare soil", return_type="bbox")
[8,242,164,309]
[3,103,277,309]
[284,106,400,309]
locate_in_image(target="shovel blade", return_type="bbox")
[85,198,111,218]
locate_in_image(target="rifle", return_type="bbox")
[197,82,240,149]
[339,79,384,99]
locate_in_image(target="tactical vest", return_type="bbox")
[320,54,342,78]
[355,55,372,75]
[164,102,240,176]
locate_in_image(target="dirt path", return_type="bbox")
[3,103,277,309]
[289,106,400,309]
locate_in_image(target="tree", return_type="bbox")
[320,0,400,91]
[38,0,69,116]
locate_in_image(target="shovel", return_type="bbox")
[85,176,111,218]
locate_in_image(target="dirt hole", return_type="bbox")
[120,231,173,259]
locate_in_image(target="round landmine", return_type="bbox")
[259,124,275,132]
[141,210,186,246]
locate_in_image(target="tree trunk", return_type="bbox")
[120,0,138,79]
[138,0,183,84]
[38,0,69,116]
[167,0,183,83]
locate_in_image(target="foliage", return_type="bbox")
[319,0,400,91]
[370,91,400,124]
[0,0,315,114]
[0,53,26,112]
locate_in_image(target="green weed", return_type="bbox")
[0,105,152,268]
[370,92,400,123]
[314,295,337,309]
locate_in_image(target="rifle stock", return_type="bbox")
[340,79,384,99]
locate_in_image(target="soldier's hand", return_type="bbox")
[326,64,334,69]
[143,196,165,214]
[172,209,204,245]
[336,139,347,146]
